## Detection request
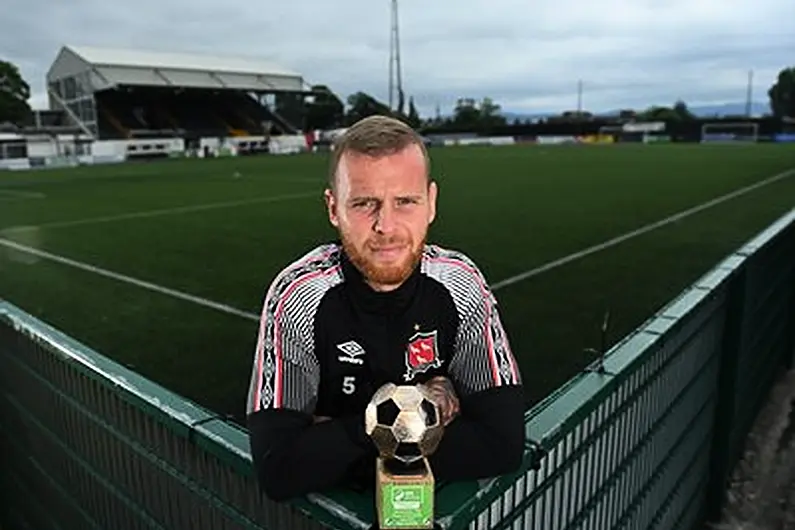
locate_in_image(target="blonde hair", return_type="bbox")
[328,115,429,190]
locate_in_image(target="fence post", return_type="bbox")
[702,263,747,525]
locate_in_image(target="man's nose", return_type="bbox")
[373,204,397,234]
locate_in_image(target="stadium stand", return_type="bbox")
[45,45,313,143]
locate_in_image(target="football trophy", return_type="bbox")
[365,382,444,529]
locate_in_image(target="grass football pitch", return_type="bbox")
[1,143,794,424]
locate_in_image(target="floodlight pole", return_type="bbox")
[389,0,403,112]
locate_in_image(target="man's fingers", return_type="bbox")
[434,395,460,426]
[421,377,460,426]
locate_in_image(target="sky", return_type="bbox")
[1,0,793,118]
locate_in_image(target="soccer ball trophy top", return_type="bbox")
[365,383,444,529]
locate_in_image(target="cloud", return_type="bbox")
[2,0,793,116]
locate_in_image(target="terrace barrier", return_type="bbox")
[1,207,794,530]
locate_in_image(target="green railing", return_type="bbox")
[1,207,793,530]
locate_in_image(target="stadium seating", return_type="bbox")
[94,87,293,140]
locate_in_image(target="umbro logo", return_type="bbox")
[337,340,365,365]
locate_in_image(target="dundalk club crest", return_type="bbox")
[403,329,443,382]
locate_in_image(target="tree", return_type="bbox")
[406,96,421,129]
[0,59,32,125]
[672,100,695,120]
[451,97,506,129]
[344,92,393,125]
[397,89,406,117]
[478,97,506,129]
[558,110,593,121]
[768,67,795,118]
[638,105,679,122]
[305,85,345,130]
[453,98,481,128]
[479,97,500,118]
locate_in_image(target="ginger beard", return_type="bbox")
[341,229,425,289]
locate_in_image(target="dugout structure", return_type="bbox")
[45,45,314,145]
[598,121,669,143]
[700,121,759,143]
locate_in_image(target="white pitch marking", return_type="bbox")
[2,190,319,233]
[0,189,46,201]
[490,168,795,291]
[0,237,259,322]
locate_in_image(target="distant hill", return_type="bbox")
[499,101,771,122]
[686,101,769,117]
[501,111,554,122]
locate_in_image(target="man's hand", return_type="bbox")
[422,376,460,426]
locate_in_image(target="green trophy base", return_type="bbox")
[375,457,434,529]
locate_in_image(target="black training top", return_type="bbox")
[246,242,526,502]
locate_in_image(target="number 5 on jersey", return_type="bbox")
[342,376,356,395]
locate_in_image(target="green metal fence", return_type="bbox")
[1,207,793,530]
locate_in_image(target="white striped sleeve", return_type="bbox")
[423,247,522,397]
[246,246,342,415]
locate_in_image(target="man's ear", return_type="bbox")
[324,188,339,227]
[427,180,438,225]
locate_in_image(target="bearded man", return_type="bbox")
[246,115,525,502]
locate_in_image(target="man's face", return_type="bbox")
[324,143,437,291]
